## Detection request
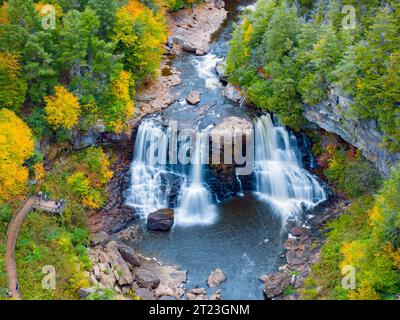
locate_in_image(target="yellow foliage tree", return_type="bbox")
[0,2,8,24]
[33,162,45,181]
[0,108,34,202]
[0,52,27,111]
[103,70,135,133]
[45,86,81,129]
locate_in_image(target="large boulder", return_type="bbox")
[207,268,226,288]
[90,231,109,246]
[147,209,174,231]
[99,272,116,289]
[117,244,141,267]
[105,242,134,286]
[135,269,161,289]
[263,272,291,299]
[186,90,201,105]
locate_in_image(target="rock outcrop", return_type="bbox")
[303,88,400,177]
[134,60,182,121]
[88,155,137,234]
[168,2,227,54]
[208,116,254,198]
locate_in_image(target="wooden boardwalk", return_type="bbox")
[5,196,64,300]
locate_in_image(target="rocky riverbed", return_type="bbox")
[260,197,350,300]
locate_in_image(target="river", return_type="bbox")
[126,0,326,300]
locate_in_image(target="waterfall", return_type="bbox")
[254,114,326,218]
[127,114,325,225]
[175,132,217,226]
[236,176,244,197]
[125,119,171,217]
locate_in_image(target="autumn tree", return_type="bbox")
[0,108,34,202]
[102,70,135,133]
[44,86,81,129]
[0,52,27,111]
[112,0,167,81]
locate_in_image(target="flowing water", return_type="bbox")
[254,115,326,219]
[175,131,218,226]
[126,0,326,299]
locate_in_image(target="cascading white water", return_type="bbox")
[125,120,172,217]
[254,114,326,218]
[175,132,217,226]
[194,54,223,90]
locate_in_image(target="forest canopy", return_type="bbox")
[226,0,400,151]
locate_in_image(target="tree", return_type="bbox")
[112,0,167,81]
[58,8,100,72]
[0,108,34,202]
[0,52,27,111]
[6,0,40,32]
[22,31,60,105]
[87,0,117,38]
[101,70,135,133]
[44,86,81,129]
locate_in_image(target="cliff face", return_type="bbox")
[303,88,400,178]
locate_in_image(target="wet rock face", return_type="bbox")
[159,172,185,208]
[147,209,175,231]
[303,88,400,177]
[89,156,138,234]
[207,116,254,199]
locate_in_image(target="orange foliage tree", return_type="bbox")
[0,108,34,202]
